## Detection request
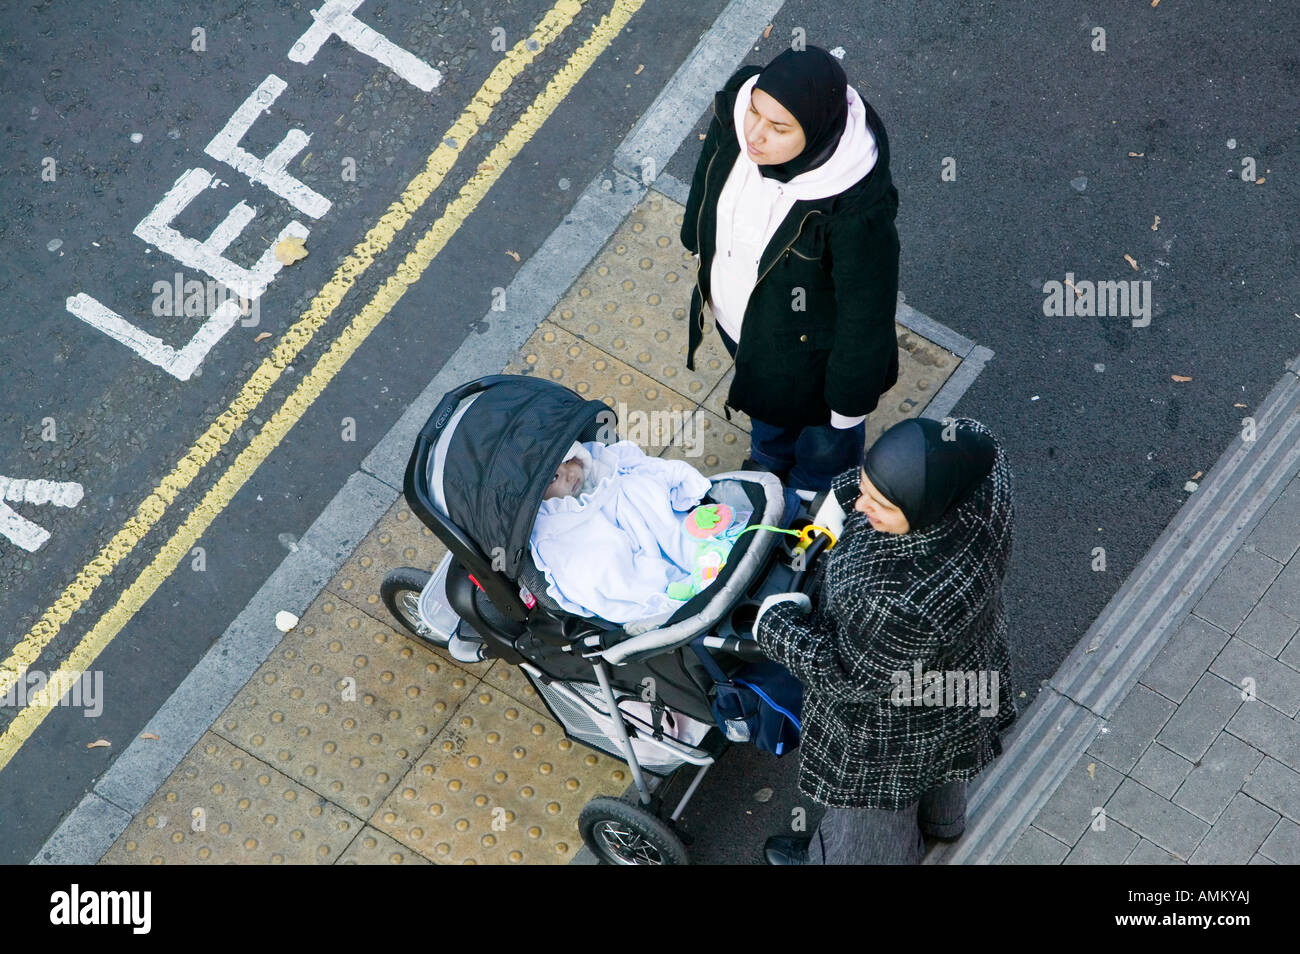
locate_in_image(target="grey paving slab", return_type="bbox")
[1063,818,1139,865]
[1259,816,1300,864]
[1171,732,1265,824]
[1140,616,1232,704]
[1249,852,1277,864]
[1282,629,1300,673]
[1237,603,1300,658]
[1086,684,1178,774]
[1000,825,1071,865]
[1210,636,1300,717]
[1130,742,1194,799]
[1188,793,1280,865]
[1246,477,1300,564]
[1192,547,1285,634]
[1030,754,1125,847]
[1124,839,1185,865]
[1242,757,1300,823]
[1155,673,1244,763]
[1105,779,1211,859]
[1225,698,1300,771]
[1260,557,1300,623]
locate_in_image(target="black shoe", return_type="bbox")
[764,835,811,865]
[921,828,965,844]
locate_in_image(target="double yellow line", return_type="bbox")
[0,0,646,770]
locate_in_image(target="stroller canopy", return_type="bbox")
[432,375,610,578]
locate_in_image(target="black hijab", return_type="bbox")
[863,419,998,532]
[751,46,849,183]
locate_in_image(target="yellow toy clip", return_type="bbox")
[793,524,837,554]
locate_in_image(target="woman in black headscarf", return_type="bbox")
[681,46,900,494]
[752,417,1018,864]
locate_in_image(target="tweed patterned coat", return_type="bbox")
[756,419,1017,810]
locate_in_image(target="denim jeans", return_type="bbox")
[716,326,866,491]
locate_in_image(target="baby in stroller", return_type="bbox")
[530,440,750,623]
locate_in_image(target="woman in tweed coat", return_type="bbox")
[754,416,1017,864]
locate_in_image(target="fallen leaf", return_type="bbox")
[1124,253,1139,270]
[698,133,706,140]
[86,739,111,749]
[1128,151,1145,158]
[253,332,271,343]
[1087,762,1096,779]
[1191,471,1203,480]
[1152,0,1160,7]
[763,23,773,38]
[478,162,494,172]
[754,787,774,803]
[634,64,644,75]
[1151,215,1160,231]
[1255,177,1266,185]
[505,249,521,262]
[1171,374,1192,382]
[1234,403,1248,408]
[1063,278,1083,299]
[274,236,308,265]
[140,733,159,740]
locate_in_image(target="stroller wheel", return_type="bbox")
[578,796,689,866]
[380,567,446,646]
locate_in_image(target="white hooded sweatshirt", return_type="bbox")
[709,74,879,427]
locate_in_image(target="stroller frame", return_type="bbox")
[386,375,812,864]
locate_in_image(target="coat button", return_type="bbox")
[799,334,808,343]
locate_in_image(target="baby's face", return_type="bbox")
[543,457,584,500]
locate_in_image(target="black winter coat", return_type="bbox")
[681,65,901,428]
[755,420,1017,810]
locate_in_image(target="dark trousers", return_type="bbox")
[716,327,866,492]
[807,780,968,865]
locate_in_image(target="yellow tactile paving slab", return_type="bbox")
[330,497,445,620]
[482,659,550,717]
[212,592,478,821]
[506,321,697,453]
[329,498,493,677]
[102,732,362,864]
[550,191,733,407]
[338,825,433,866]
[658,405,750,476]
[372,685,630,864]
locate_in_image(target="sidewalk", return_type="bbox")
[929,352,1300,865]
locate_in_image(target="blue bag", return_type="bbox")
[692,645,803,756]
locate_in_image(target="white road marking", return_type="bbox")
[289,0,441,92]
[65,293,245,382]
[133,167,311,303]
[205,75,332,219]
[0,477,84,552]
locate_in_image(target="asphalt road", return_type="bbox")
[1,0,1297,865]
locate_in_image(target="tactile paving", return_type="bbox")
[333,497,493,677]
[338,825,433,865]
[213,590,477,820]
[329,496,445,622]
[505,321,698,458]
[102,732,362,864]
[372,685,630,864]
[549,191,733,407]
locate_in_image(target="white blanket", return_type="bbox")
[529,441,711,622]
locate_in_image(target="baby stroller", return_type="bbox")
[381,374,828,864]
